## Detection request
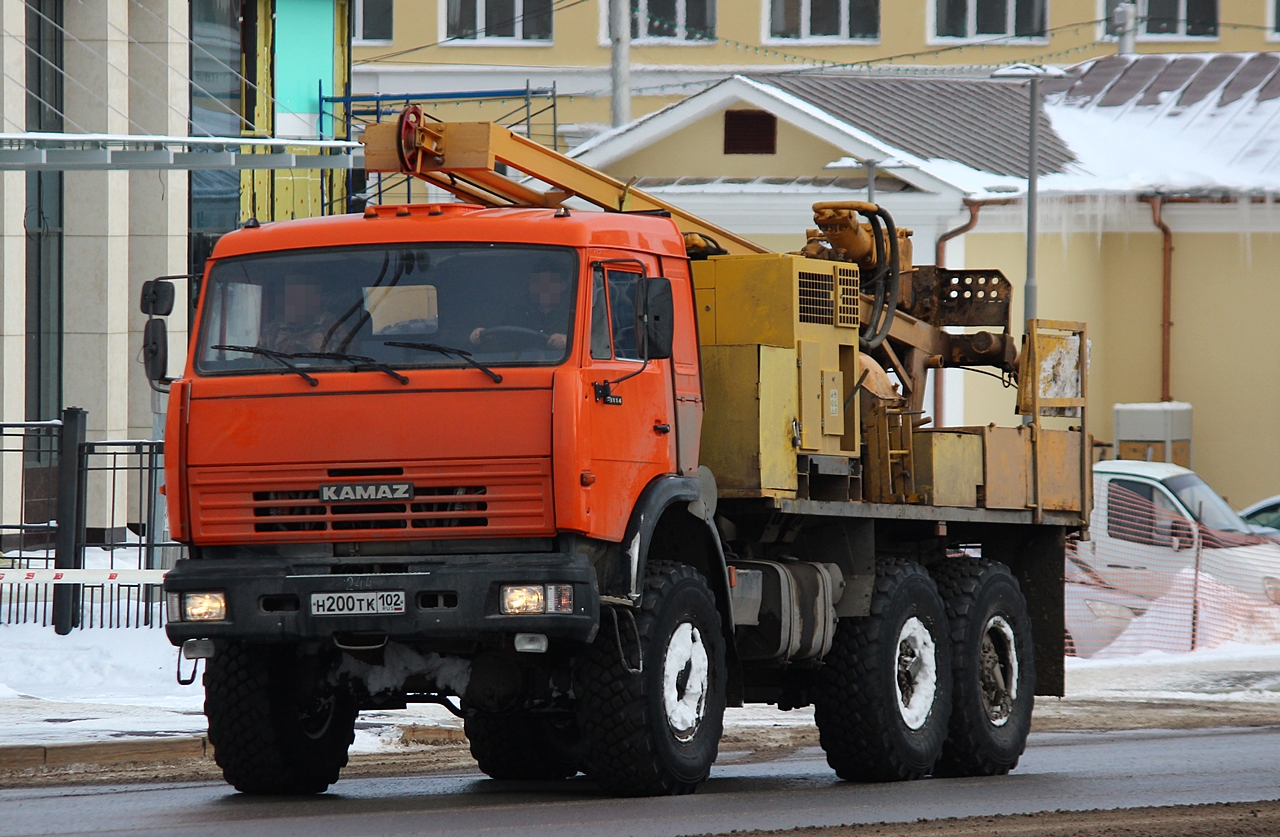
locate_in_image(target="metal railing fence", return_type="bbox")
[0,407,182,631]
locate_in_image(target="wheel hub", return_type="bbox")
[979,615,1018,726]
[663,621,709,741]
[894,616,938,731]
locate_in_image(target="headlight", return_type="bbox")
[501,585,545,614]
[1263,577,1280,605]
[182,592,227,621]
[500,584,574,615]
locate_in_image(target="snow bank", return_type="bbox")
[1092,569,1280,659]
[0,624,198,706]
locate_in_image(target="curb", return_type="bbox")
[0,737,211,770]
[0,726,469,771]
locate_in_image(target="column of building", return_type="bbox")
[0,0,27,533]
[127,0,188,444]
[63,0,131,537]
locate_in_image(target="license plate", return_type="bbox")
[310,590,405,616]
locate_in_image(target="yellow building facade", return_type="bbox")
[352,0,1280,130]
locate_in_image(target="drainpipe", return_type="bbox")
[1142,196,1174,402]
[932,198,1016,425]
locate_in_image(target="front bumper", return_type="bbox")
[163,552,600,646]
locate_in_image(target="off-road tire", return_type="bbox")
[814,559,952,782]
[576,561,727,796]
[204,642,357,794]
[932,557,1035,777]
[465,714,585,780]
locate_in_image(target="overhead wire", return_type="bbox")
[21,3,164,135]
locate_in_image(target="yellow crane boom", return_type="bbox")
[361,111,767,257]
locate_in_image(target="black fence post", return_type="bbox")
[52,407,86,635]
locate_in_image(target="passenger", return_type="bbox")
[469,260,570,350]
[260,278,341,354]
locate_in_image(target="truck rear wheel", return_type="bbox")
[932,557,1035,777]
[576,561,727,796]
[814,559,952,782]
[204,642,357,795]
[465,714,584,780]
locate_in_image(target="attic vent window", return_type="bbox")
[724,111,777,155]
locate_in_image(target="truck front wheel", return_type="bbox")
[814,559,953,782]
[932,557,1035,777]
[576,562,727,796]
[204,642,357,794]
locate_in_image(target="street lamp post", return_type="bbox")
[990,64,1066,325]
[991,64,1065,424]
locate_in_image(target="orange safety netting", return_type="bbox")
[1066,484,1280,658]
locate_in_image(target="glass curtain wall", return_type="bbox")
[25,0,63,424]
[189,0,248,281]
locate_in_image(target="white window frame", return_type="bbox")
[760,0,881,45]
[1094,0,1220,42]
[594,0,716,46]
[927,0,1049,45]
[1270,0,1280,42]
[353,0,393,45]
[440,0,554,47]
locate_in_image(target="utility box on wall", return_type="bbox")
[1114,401,1192,467]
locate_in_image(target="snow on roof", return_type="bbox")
[1039,54,1280,195]
[576,58,1280,199]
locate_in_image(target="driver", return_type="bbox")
[469,259,570,350]
[260,276,340,354]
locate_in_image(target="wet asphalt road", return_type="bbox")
[3,726,1279,837]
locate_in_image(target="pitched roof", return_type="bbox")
[575,56,1280,199]
[1035,53,1280,194]
[756,73,1075,179]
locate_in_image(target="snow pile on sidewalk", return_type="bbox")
[1067,642,1280,703]
[0,624,205,746]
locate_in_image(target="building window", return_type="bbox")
[447,0,553,40]
[355,0,393,42]
[631,0,715,41]
[25,0,63,425]
[724,110,777,155]
[769,0,878,40]
[935,0,1045,39]
[1105,0,1217,38]
[190,0,248,278]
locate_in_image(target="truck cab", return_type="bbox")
[165,202,714,648]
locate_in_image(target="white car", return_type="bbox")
[1065,461,1280,655]
[1240,494,1280,534]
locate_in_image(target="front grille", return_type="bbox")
[250,485,490,533]
[193,460,551,543]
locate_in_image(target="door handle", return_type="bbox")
[653,423,671,434]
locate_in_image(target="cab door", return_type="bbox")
[580,256,677,540]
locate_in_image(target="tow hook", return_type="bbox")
[177,638,215,685]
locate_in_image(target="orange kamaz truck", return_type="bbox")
[153,110,1089,797]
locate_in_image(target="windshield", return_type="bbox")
[1162,473,1249,533]
[195,244,578,377]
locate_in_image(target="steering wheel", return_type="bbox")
[477,326,550,350]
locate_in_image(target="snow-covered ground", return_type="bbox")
[1,625,1277,754]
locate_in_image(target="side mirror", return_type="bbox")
[143,318,169,382]
[141,279,175,316]
[637,276,674,360]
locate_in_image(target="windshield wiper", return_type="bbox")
[384,342,503,383]
[211,345,318,387]
[292,352,409,385]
